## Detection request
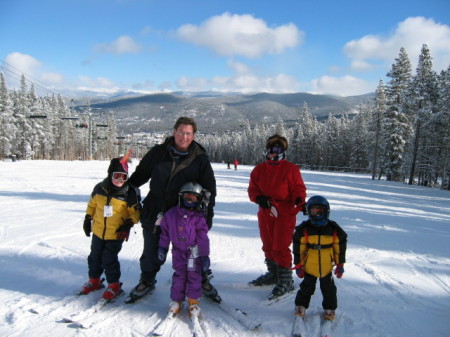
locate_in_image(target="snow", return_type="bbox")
[1,159,449,337]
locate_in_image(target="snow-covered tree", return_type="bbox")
[407,44,438,185]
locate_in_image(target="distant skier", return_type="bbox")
[292,195,347,322]
[80,153,141,301]
[233,159,239,170]
[157,182,210,316]
[248,134,307,300]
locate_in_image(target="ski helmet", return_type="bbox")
[179,182,204,209]
[306,195,330,226]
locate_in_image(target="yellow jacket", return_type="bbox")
[86,179,141,240]
[293,220,347,278]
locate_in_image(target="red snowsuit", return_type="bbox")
[248,159,307,269]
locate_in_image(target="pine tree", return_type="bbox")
[407,44,438,185]
[384,48,413,181]
[370,81,387,179]
[0,72,16,159]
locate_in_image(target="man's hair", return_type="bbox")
[173,117,197,134]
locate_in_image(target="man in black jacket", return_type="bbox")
[126,117,220,303]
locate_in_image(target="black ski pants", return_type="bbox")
[88,234,123,284]
[139,225,161,283]
[294,272,337,310]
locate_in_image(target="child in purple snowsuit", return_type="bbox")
[157,182,210,315]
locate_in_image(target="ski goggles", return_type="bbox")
[309,205,326,216]
[112,172,128,181]
[268,146,284,154]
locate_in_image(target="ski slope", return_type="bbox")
[1,160,449,337]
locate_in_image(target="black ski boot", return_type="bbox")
[269,266,294,300]
[202,269,222,303]
[125,279,156,303]
[249,259,277,286]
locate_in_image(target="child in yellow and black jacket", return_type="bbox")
[292,195,347,322]
[80,154,141,301]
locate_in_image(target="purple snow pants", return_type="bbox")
[170,249,202,301]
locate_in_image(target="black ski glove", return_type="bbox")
[295,197,307,215]
[157,246,168,265]
[206,215,213,230]
[83,214,92,237]
[116,218,134,241]
[256,195,271,209]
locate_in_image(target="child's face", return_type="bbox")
[183,192,198,204]
[111,171,128,187]
[310,205,326,217]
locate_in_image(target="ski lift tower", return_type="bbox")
[83,104,104,160]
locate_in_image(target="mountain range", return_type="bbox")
[73,91,375,134]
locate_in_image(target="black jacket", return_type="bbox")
[129,137,216,228]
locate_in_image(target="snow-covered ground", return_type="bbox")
[1,160,449,337]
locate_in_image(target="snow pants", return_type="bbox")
[170,249,202,302]
[257,208,296,269]
[88,234,123,283]
[295,272,337,310]
[139,226,161,283]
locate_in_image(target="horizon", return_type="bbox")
[1,0,449,98]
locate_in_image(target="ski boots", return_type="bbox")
[249,259,277,286]
[324,309,335,321]
[168,301,182,314]
[79,277,104,295]
[102,282,123,301]
[129,279,155,299]
[188,298,201,317]
[295,306,306,318]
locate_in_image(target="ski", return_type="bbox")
[203,297,261,330]
[321,319,332,337]
[58,290,124,329]
[292,314,307,337]
[190,313,206,337]
[265,290,295,306]
[150,311,178,336]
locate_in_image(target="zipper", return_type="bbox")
[318,228,322,277]
[102,195,112,239]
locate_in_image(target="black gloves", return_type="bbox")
[83,214,92,237]
[295,197,307,215]
[200,256,210,273]
[157,246,168,265]
[116,218,134,241]
[206,215,213,230]
[255,195,271,209]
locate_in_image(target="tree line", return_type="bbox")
[1,44,449,188]
[0,74,119,160]
[199,45,449,189]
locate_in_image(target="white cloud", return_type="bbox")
[41,72,64,84]
[344,17,450,71]
[175,61,300,93]
[176,12,303,58]
[311,75,373,96]
[78,75,117,89]
[93,35,141,54]
[5,52,42,78]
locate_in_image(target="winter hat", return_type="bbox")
[107,150,132,176]
[266,134,288,152]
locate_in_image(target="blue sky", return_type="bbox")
[1,0,449,97]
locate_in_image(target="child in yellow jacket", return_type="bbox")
[292,195,347,321]
[80,155,141,301]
